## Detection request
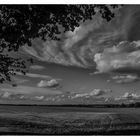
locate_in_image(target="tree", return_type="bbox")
[0,4,121,83]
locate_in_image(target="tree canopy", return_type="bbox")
[0,4,121,83]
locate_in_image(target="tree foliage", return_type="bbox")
[0,4,121,83]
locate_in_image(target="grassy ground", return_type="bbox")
[0,106,140,135]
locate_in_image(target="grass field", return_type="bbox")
[0,105,140,135]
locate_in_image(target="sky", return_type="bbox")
[1,5,140,104]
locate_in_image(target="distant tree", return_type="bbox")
[120,103,126,107]
[133,102,140,107]
[0,4,121,83]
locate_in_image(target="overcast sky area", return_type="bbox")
[1,5,140,104]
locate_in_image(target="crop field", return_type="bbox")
[0,105,140,135]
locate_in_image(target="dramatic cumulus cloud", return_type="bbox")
[111,74,139,83]
[37,79,59,88]
[94,41,140,73]
[30,65,45,70]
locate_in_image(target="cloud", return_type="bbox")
[89,71,102,75]
[12,77,29,84]
[30,65,45,70]
[0,92,25,99]
[19,95,25,99]
[21,6,140,71]
[37,79,59,88]
[111,74,139,83]
[22,6,127,68]
[45,97,57,102]
[115,92,140,100]
[33,96,45,100]
[104,97,114,102]
[122,92,139,99]
[16,72,51,79]
[23,15,103,68]
[71,89,111,98]
[94,41,140,73]
[1,85,63,95]
[89,89,109,96]
[0,92,11,98]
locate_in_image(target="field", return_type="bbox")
[0,105,140,135]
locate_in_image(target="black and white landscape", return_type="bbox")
[0,5,140,135]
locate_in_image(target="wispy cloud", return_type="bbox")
[30,65,45,70]
[111,74,139,84]
[16,72,52,79]
[22,6,140,71]
[22,7,124,68]
[12,77,29,84]
[1,86,63,95]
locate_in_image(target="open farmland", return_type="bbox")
[0,105,140,135]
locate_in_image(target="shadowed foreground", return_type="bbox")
[0,105,140,135]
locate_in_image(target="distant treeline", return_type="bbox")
[0,102,140,108]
